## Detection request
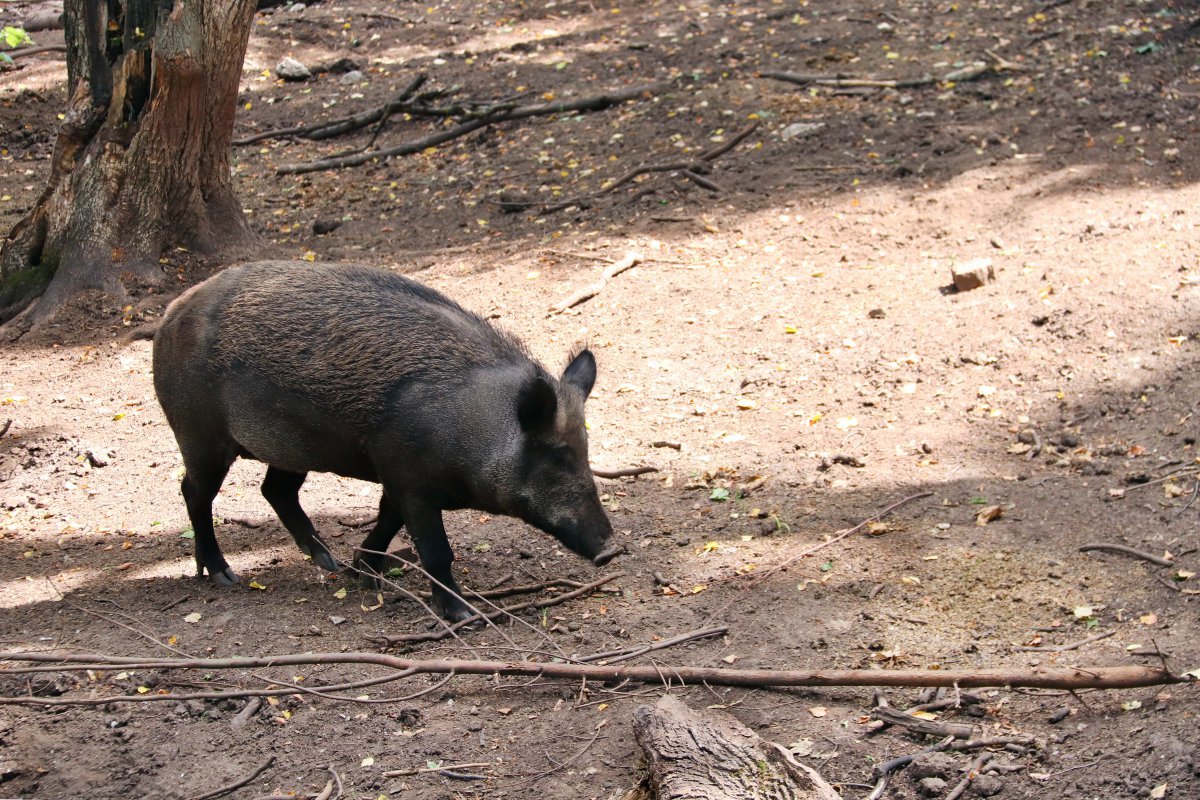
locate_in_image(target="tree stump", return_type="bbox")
[631,695,840,800]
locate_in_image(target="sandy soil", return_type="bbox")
[1,0,1199,798]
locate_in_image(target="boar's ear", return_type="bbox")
[561,349,597,400]
[517,375,558,432]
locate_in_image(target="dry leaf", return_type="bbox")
[789,738,815,757]
[975,505,1003,526]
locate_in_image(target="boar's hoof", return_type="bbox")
[310,548,340,573]
[207,567,240,587]
[592,543,625,567]
[351,557,384,589]
[434,597,478,625]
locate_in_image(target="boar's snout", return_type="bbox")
[592,543,625,567]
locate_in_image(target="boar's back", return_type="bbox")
[193,261,531,425]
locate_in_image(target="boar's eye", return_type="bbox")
[542,445,577,469]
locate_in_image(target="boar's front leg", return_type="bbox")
[260,467,340,572]
[393,493,473,623]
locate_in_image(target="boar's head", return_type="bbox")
[506,349,620,566]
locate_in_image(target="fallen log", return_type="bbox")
[633,695,841,800]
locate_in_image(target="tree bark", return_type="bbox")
[632,696,838,800]
[0,0,260,334]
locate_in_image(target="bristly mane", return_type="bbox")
[210,262,543,422]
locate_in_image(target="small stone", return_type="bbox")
[919,777,948,797]
[275,56,311,81]
[969,774,1004,797]
[339,70,365,85]
[86,448,110,467]
[910,752,958,781]
[780,122,826,141]
[328,615,347,625]
[868,308,886,319]
[466,719,484,732]
[1016,430,1036,445]
[951,258,995,292]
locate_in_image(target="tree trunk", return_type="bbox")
[0,0,260,334]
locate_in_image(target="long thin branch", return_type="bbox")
[277,81,672,175]
[576,626,728,665]
[0,670,418,705]
[1,651,1187,701]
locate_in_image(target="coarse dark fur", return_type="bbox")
[151,261,618,621]
[209,263,537,426]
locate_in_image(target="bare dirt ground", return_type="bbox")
[1,1,1199,798]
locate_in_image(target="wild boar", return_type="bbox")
[151,261,620,620]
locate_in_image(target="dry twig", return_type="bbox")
[278,81,672,175]
[576,626,727,665]
[374,572,625,646]
[870,707,973,739]
[549,252,643,314]
[1078,543,1173,568]
[188,756,275,800]
[591,465,659,479]
[945,752,994,800]
[1011,629,1116,653]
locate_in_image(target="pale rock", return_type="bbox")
[276,56,311,81]
[952,258,995,291]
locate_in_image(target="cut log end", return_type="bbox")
[632,695,839,799]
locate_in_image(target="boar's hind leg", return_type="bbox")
[352,494,405,589]
[179,451,238,586]
[260,467,340,572]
